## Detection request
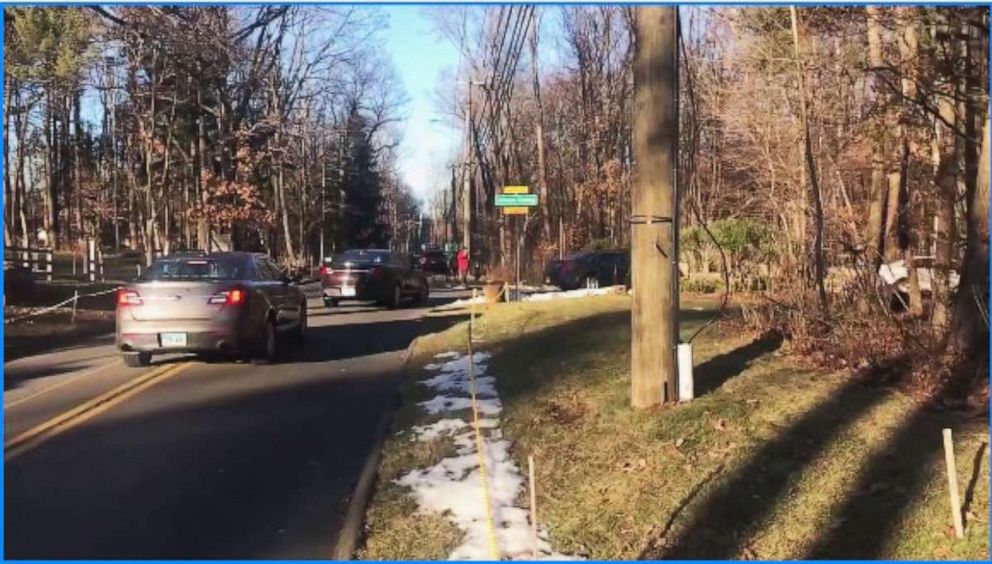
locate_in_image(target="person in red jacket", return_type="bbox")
[456,246,469,286]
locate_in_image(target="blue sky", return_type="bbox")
[382,6,462,205]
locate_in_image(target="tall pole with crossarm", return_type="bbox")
[631,7,679,408]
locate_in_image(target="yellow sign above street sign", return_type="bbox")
[503,185,530,194]
[503,207,529,215]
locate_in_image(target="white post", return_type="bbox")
[87,238,96,282]
[45,249,53,282]
[71,290,79,323]
[677,343,694,402]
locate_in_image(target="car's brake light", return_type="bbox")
[209,288,246,306]
[319,265,329,277]
[370,267,384,278]
[227,288,245,305]
[117,290,142,307]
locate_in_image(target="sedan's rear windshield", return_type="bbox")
[140,257,246,281]
[330,250,389,266]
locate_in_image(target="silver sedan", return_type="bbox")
[115,252,307,367]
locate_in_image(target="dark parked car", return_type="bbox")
[320,249,429,308]
[116,252,307,367]
[415,249,451,276]
[546,250,630,290]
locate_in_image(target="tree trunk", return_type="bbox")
[196,77,210,251]
[4,74,14,246]
[45,92,58,249]
[790,7,829,316]
[73,89,84,242]
[15,86,29,248]
[931,14,959,330]
[865,7,888,266]
[951,114,990,355]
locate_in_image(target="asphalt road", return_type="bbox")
[4,286,468,558]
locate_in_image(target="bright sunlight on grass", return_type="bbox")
[358,294,989,560]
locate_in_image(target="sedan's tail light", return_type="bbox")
[117,290,142,307]
[319,265,330,277]
[370,267,384,279]
[209,288,246,306]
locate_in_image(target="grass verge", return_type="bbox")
[358,294,989,560]
[4,308,114,362]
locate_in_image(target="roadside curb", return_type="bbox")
[331,332,420,560]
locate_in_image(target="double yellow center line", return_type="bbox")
[5,361,192,461]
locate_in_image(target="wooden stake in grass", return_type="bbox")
[529,454,539,559]
[943,428,965,539]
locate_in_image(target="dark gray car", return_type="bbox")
[546,250,630,290]
[115,252,307,367]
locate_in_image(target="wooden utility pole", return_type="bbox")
[463,81,474,256]
[529,12,552,243]
[631,7,678,408]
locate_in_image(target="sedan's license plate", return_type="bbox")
[341,286,356,297]
[160,333,187,347]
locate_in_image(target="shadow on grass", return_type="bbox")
[803,375,985,558]
[645,356,912,559]
[487,305,742,414]
[693,331,783,397]
[963,441,988,529]
[647,350,985,559]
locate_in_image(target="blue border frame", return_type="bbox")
[0,2,989,562]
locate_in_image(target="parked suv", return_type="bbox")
[320,249,429,308]
[546,250,630,290]
[415,249,451,276]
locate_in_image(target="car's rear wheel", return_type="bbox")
[123,351,151,368]
[252,318,278,365]
[293,302,307,343]
[416,283,429,306]
[389,284,402,309]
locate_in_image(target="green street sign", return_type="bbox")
[495,194,539,207]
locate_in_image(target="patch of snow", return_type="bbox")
[411,418,469,441]
[397,351,579,560]
[418,395,503,416]
[522,286,626,302]
[433,296,488,312]
[423,373,499,397]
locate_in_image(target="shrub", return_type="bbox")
[682,276,725,294]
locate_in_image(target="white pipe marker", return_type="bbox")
[678,343,694,402]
